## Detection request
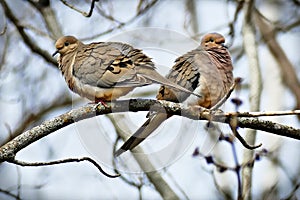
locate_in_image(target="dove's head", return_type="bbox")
[200,33,226,50]
[52,36,80,57]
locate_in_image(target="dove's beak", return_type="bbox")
[52,50,59,57]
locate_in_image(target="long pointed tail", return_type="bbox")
[140,68,202,99]
[114,113,169,157]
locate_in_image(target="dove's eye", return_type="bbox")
[64,42,70,47]
[209,38,214,42]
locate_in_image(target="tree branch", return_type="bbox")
[241,0,262,198]
[8,157,119,178]
[0,0,57,65]
[59,0,99,17]
[0,99,299,163]
[255,9,300,113]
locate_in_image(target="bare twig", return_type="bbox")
[81,0,158,41]
[60,0,99,17]
[95,4,122,24]
[8,157,119,178]
[276,19,300,32]
[229,122,262,150]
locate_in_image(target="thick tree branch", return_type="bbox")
[0,99,299,163]
[241,0,262,198]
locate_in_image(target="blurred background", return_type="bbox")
[0,0,299,199]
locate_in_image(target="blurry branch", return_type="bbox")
[28,0,63,39]
[95,4,123,24]
[8,157,119,178]
[19,24,51,38]
[110,115,180,200]
[275,19,300,32]
[227,0,244,40]
[0,99,299,162]
[0,0,57,66]
[292,0,300,6]
[255,10,300,114]
[229,123,262,150]
[60,0,99,17]
[0,21,6,35]
[193,143,267,200]
[184,0,198,35]
[0,188,19,199]
[0,96,77,146]
[241,0,262,199]
[282,183,299,200]
[81,0,158,41]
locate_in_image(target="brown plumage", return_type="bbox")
[115,33,234,156]
[52,36,200,102]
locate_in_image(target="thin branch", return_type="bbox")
[95,4,123,24]
[19,23,54,39]
[229,122,262,150]
[0,188,20,199]
[282,182,299,200]
[60,0,99,17]
[0,0,57,65]
[81,0,158,41]
[8,157,119,178]
[276,19,300,32]
[0,99,299,163]
[231,141,242,200]
[227,110,300,117]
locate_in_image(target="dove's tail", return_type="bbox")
[114,113,169,157]
[139,68,201,99]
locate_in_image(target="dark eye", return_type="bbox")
[209,38,214,42]
[64,42,70,46]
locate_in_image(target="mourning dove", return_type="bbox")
[52,36,201,102]
[115,33,234,156]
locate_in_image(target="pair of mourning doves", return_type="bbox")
[53,36,201,102]
[115,33,234,156]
